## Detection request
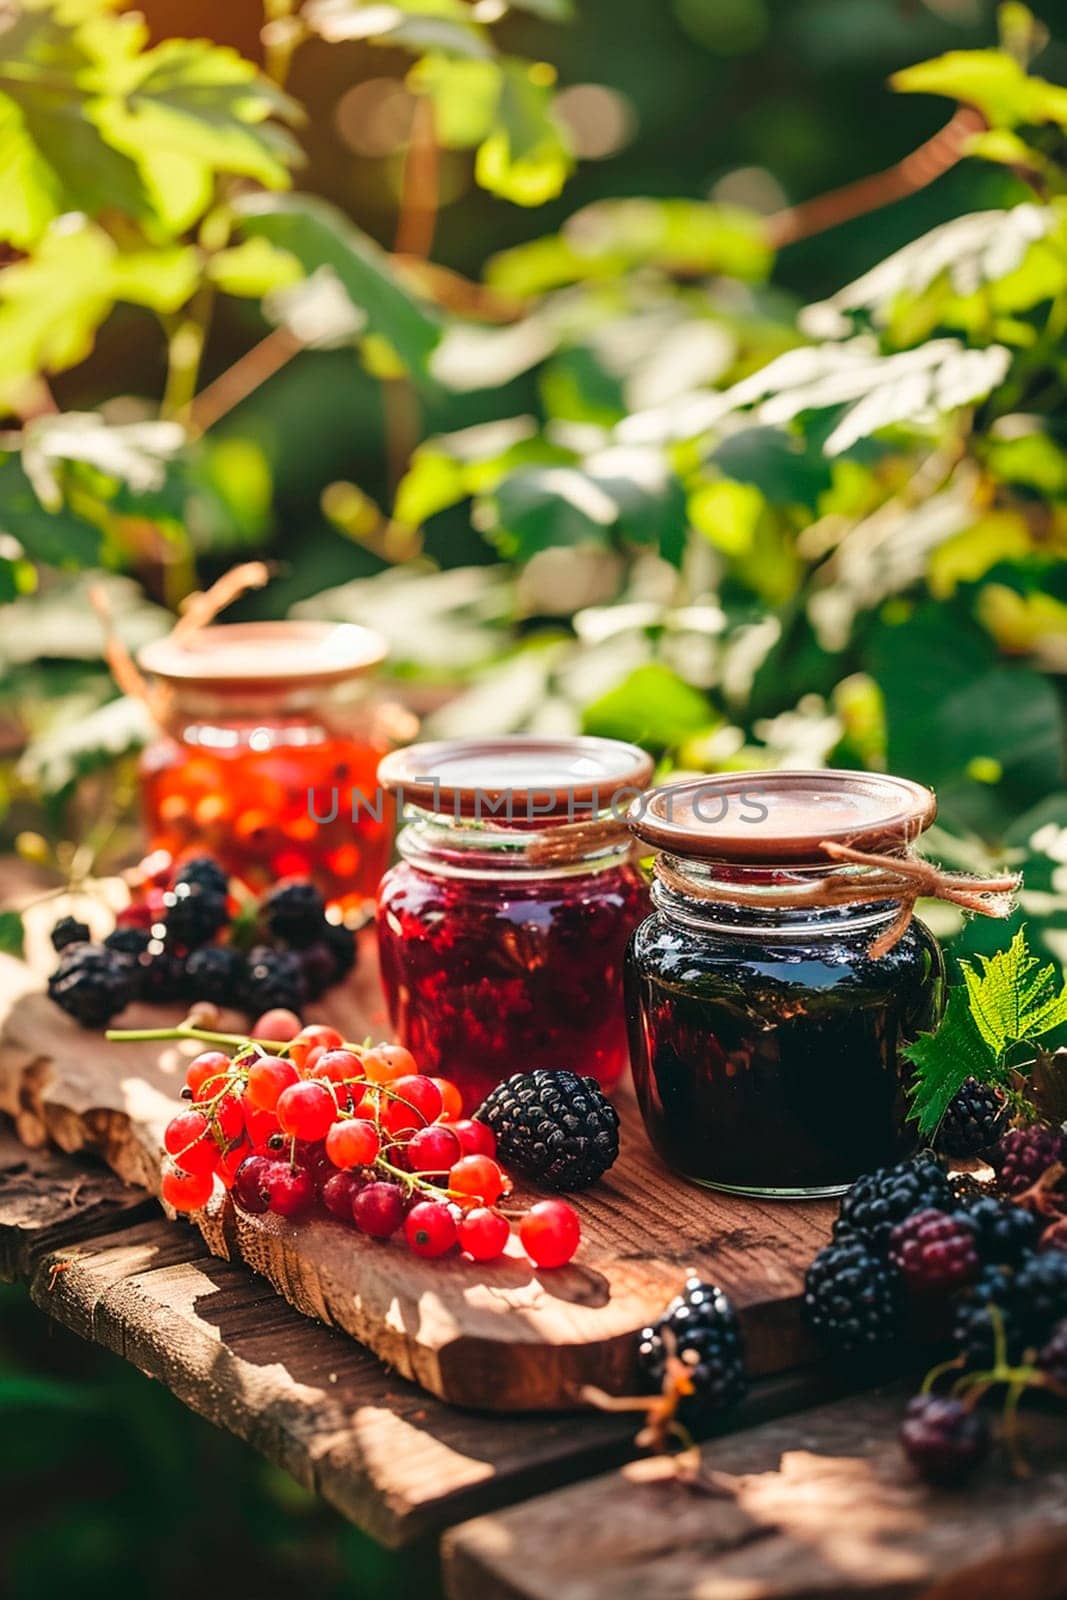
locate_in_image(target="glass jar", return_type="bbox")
[138,621,412,917]
[376,737,653,1109]
[625,772,945,1198]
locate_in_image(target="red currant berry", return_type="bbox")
[246,1056,300,1111]
[244,1102,281,1146]
[352,1181,406,1238]
[449,1154,507,1206]
[453,1119,496,1159]
[266,1162,316,1218]
[362,1043,418,1085]
[309,1049,365,1109]
[321,1169,363,1220]
[277,1080,337,1142]
[325,1118,381,1170]
[252,1008,303,1042]
[406,1124,462,1174]
[212,1092,245,1144]
[289,1024,344,1071]
[161,1163,214,1212]
[431,1078,464,1121]
[520,1200,580,1268]
[380,1075,443,1137]
[186,1051,231,1099]
[405,1201,458,1259]
[232,1154,274,1214]
[458,1207,510,1262]
[163,1111,218,1175]
[218,1144,248,1188]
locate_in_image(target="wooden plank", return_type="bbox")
[0,889,835,1411]
[443,1387,1067,1600]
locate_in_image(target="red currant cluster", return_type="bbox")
[155,1021,580,1268]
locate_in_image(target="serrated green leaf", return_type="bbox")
[960,926,1067,1054]
[905,983,1001,1136]
[0,910,25,959]
[234,192,440,379]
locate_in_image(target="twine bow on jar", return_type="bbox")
[654,840,1021,960]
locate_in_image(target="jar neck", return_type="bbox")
[652,854,903,940]
[397,804,636,881]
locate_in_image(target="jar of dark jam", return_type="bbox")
[138,622,413,918]
[376,737,653,1109]
[625,772,945,1198]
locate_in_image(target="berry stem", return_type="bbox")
[107,1023,292,1054]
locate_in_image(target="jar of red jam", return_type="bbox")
[625,772,945,1198]
[376,736,653,1108]
[138,621,410,917]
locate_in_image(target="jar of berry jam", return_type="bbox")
[376,736,653,1108]
[625,771,945,1198]
[138,621,411,917]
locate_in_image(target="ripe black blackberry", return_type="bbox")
[952,1264,1024,1367]
[953,1194,1041,1267]
[244,946,307,1016]
[1036,1319,1067,1390]
[133,939,188,1003]
[161,882,229,948]
[172,856,229,897]
[899,1393,990,1485]
[935,1078,1009,1159]
[50,916,90,952]
[47,944,131,1028]
[298,937,344,1000]
[104,926,152,962]
[991,1125,1067,1197]
[838,1155,953,1255]
[947,1171,987,1207]
[185,945,249,1008]
[322,919,356,977]
[637,1277,747,1413]
[263,880,327,948]
[1014,1251,1067,1347]
[804,1237,902,1351]
[474,1070,620,1191]
[888,1208,979,1294]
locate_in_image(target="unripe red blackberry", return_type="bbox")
[899,1394,990,1485]
[888,1208,979,1294]
[838,1155,952,1254]
[991,1125,1067,1197]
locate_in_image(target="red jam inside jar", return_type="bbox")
[138,621,413,918]
[375,737,653,1108]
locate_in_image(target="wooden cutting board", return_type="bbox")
[0,891,835,1411]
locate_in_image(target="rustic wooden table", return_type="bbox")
[3,863,1067,1598]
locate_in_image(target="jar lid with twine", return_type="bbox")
[628,770,1020,959]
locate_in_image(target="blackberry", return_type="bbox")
[991,1125,1067,1197]
[172,856,229,897]
[838,1155,953,1255]
[1036,1319,1067,1390]
[161,882,229,948]
[804,1237,902,1351]
[899,1394,990,1485]
[322,919,356,977]
[1014,1251,1067,1347]
[953,1194,1041,1267]
[263,880,327,948]
[952,1264,1024,1366]
[935,1078,1009,1159]
[947,1171,988,1207]
[244,946,307,1016]
[185,945,249,1008]
[474,1070,620,1192]
[50,916,90,952]
[637,1277,747,1413]
[132,939,188,1004]
[47,944,131,1028]
[104,926,152,962]
[888,1208,979,1294]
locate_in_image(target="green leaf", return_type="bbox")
[0,456,103,567]
[476,59,573,207]
[394,449,467,526]
[234,192,441,379]
[506,0,575,15]
[17,693,154,796]
[0,910,25,959]
[18,414,186,512]
[709,425,832,509]
[904,983,1001,1136]
[892,48,1067,129]
[407,54,502,149]
[481,466,614,559]
[581,662,713,751]
[205,236,304,298]
[960,926,1067,1054]
[303,0,493,58]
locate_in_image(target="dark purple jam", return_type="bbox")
[625,909,945,1196]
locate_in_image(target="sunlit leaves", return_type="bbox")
[581,662,713,751]
[892,47,1067,129]
[476,61,573,207]
[304,0,493,58]
[0,456,103,567]
[234,193,441,377]
[205,237,304,298]
[408,54,502,148]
